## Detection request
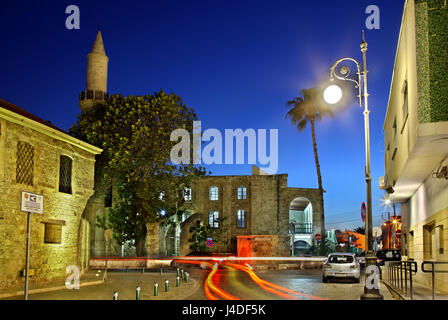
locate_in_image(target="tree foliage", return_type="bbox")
[70,91,207,254]
[354,226,365,235]
[189,219,227,253]
[285,87,333,254]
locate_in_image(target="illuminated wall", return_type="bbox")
[0,113,98,289]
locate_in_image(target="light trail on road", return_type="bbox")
[173,258,326,300]
[224,262,326,300]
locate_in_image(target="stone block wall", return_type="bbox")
[0,119,96,289]
[175,172,322,256]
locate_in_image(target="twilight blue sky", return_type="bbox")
[0,0,405,230]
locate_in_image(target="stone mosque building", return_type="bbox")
[79,30,325,259]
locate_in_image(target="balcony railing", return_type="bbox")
[289,223,313,234]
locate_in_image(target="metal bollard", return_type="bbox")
[181,269,184,279]
[185,272,189,283]
[165,280,169,292]
[113,291,119,300]
[154,283,158,296]
[177,268,180,277]
[176,276,180,287]
[136,286,141,300]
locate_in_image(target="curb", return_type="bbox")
[381,280,406,300]
[168,277,201,300]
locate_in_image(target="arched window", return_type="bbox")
[237,186,247,199]
[209,186,218,200]
[209,211,219,228]
[236,209,246,228]
[183,187,192,201]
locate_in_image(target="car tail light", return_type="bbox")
[377,259,381,264]
[350,265,357,269]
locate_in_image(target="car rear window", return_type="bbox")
[328,255,354,263]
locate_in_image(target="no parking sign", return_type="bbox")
[361,202,366,223]
[206,237,213,247]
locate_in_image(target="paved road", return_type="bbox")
[185,266,393,300]
[1,266,394,300]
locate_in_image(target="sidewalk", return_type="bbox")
[0,269,200,300]
[383,279,448,300]
[0,270,105,299]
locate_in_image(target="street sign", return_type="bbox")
[315,234,321,241]
[396,229,402,237]
[361,202,366,223]
[104,229,113,241]
[206,240,213,247]
[20,191,44,300]
[21,191,44,214]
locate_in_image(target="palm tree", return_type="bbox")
[286,87,332,255]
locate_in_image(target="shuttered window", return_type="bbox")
[16,142,34,185]
[59,155,72,194]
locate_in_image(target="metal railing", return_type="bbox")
[292,223,313,234]
[385,261,417,299]
[421,261,448,300]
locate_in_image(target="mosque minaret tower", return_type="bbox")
[79,30,109,111]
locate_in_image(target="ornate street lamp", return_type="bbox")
[323,31,383,300]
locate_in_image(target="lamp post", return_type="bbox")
[323,31,383,300]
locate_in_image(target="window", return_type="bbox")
[209,186,218,200]
[402,80,409,132]
[424,222,436,260]
[44,222,63,244]
[209,210,219,228]
[237,186,247,200]
[392,147,398,161]
[393,117,397,140]
[105,186,112,207]
[159,191,165,201]
[328,255,354,264]
[16,141,34,185]
[408,230,414,259]
[184,188,192,201]
[236,209,246,228]
[59,155,72,194]
[181,211,191,223]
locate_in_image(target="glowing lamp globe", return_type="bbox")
[323,84,343,104]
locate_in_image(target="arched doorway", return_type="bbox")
[289,197,313,256]
[165,224,176,256]
[294,240,310,251]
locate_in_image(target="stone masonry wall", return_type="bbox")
[175,173,322,255]
[0,119,96,289]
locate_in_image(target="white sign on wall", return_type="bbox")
[21,191,44,214]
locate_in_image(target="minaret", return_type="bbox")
[79,30,109,111]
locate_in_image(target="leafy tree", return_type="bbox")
[189,219,227,253]
[354,226,365,235]
[286,87,333,255]
[70,92,207,255]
